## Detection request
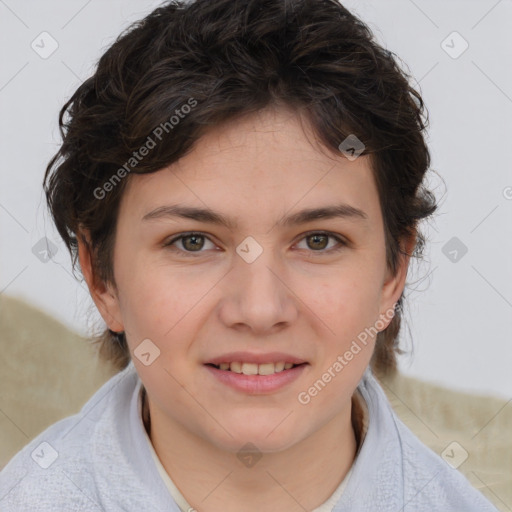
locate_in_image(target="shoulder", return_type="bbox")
[0,364,137,511]
[0,463,101,511]
[394,419,497,510]
[358,370,499,511]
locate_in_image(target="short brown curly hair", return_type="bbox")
[43,0,438,376]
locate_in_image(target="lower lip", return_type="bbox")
[204,364,308,394]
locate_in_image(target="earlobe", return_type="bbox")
[77,228,124,333]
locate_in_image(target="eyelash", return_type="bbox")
[162,231,347,257]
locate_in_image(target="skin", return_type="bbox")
[79,106,413,511]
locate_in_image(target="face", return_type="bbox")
[82,107,408,454]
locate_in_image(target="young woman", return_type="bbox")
[0,0,499,510]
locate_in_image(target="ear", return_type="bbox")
[77,227,124,333]
[377,231,416,329]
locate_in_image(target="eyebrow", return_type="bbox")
[142,203,368,229]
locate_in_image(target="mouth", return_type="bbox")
[205,361,307,375]
[203,352,310,393]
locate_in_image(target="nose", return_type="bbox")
[217,244,298,335]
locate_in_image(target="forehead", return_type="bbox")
[120,108,381,230]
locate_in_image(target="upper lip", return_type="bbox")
[205,352,308,365]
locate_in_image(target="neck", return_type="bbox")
[141,388,359,512]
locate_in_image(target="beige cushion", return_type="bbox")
[1,295,510,510]
[379,371,511,510]
[0,294,116,468]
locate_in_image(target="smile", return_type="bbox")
[204,361,309,394]
[207,361,305,375]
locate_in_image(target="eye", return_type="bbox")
[163,231,347,257]
[163,232,217,256]
[294,231,347,256]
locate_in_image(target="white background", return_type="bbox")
[1,0,511,399]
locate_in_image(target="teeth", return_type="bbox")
[258,363,275,376]
[242,363,258,375]
[274,362,285,372]
[215,361,300,375]
[230,361,242,373]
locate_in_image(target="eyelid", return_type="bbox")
[293,230,348,255]
[297,229,348,245]
[162,231,218,253]
[163,230,348,256]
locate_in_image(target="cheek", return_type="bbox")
[296,273,379,412]
[302,265,382,337]
[116,254,203,336]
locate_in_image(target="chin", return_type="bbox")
[206,418,307,455]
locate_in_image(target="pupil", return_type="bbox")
[184,235,203,251]
[309,234,327,250]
